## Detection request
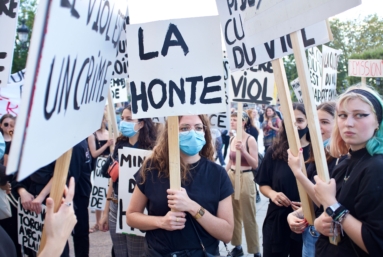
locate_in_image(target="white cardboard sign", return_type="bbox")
[307,47,322,105]
[8,69,25,84]
[291,77,303,103]
[126,16,226,118]
[117,147,151,235]
[112,7,129,79]
[230,62,275,104]
[215,0,331,71]
[209,58,231,130]
[110,78,128,104]
[0,81,22,116]
[0,0,19,87]
[89,156,108,210]
[18,199,46,252]
[244,0,361,46]
[348,59,383,78]
[322,45,341,102]
[8,0,129,180]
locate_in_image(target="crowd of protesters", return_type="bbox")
[0,85,382,257]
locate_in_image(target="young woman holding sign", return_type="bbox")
[87,114,113,233]
[126,115,234,256]
[312,87,383,256]
[98,105,157,257]
[226,111,261,257]
[286,102,347,257]
[256,103,310,257]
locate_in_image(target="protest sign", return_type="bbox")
[18,199,46,252]
[0,0,20,87]
[8,0,129,180]
[110,78,128,104]
[117,147,151,235]
[348,59,383,78]
[152,117,166,124]
[0,81,22,116]
[113,6,129,79]
[215,0,330,71]
[8,69,26,84]
[307,47,322,105]
[291,77,303,103]
[244,0,361,46]
[209,58,231,130]
[0,0,19,87]
[126,16,226,119]
[230,62,275,104]
[322,45,341,102]
[89,156,108,210]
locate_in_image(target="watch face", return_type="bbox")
[326,207,334,217]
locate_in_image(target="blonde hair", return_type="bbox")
[330,86,380,157]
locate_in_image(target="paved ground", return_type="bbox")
[69,131,268,257]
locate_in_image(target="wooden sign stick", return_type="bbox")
[290,30,336,244]
[271,59,315,225]
[361,77,366,87]
[107,89,120,142]
[38,149,73,255]
[168,116,181,195]
[234,103,243,200]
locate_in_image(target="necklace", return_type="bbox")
[343,153,367,183]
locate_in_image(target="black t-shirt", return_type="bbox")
[306,155,347,218]
[68,139,92,198]
[255,144,310,251]
[134,157,234,255]
[246,126,259,142]
[112,140,139,194]
[4,141,11,155]
[315,148,383,257]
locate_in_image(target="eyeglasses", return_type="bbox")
[179,124,206,134]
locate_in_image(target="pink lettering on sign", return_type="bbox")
[348,59,383,78]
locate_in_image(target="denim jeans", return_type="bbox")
[302,225,320,257]
[215,136,225,165]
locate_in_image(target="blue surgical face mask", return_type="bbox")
[323,138,330,148]
[0,133,5,159]
[179,130,206,156]
[119,121,138,138]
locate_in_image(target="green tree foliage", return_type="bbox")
[284,14,383,95]
[11,0,37,73]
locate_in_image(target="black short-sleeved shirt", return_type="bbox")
[68,139,92,198]
[4,141,11,155]
[113,140,139,194]
[134,157,234,255]
[306,155,347,218]
[255,144,310,252]
[316,148,383,257]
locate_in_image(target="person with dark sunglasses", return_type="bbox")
[0,114,15,166]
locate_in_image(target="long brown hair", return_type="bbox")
[271,121,289,162]
[140,115,214,184]
[116,105,157,150]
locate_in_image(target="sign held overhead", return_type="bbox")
[126,16,226,119]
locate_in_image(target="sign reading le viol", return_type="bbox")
[126,16,226,119]
[8,0,129,180]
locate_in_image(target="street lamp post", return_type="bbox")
[17,19,30,49]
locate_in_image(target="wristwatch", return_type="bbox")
[193,206,205,219]
[325,202,341,218]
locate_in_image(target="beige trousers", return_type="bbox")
[229,170,260,253]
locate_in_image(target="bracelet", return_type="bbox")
[336,210,349,224]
